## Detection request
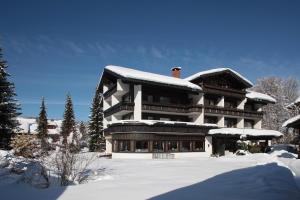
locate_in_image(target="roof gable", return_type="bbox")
[101,65,202,92]
[185,68,253,88]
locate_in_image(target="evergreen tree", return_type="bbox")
[0,47,21,149]
[79,121,88,145]
[61,94,77,147]
[37,97,49,153]
[89,88,103,151]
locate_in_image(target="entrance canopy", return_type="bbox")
[209,128,282,138]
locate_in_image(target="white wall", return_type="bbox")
[237,118,244,128]
[105,138,112,154]
[217,96,225,107]
[134,84,142,120]
[217,116,225,127]
[254,119,262,129]
[205,136,213,156]
[237,98,246,110]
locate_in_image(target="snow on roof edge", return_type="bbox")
[209,128,282,137]
[282,115,300,128]
[104,65,202,91]
[185,67,253,87]
[108,120,218,127]
[246,90,276,103]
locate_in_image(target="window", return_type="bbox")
[225,100,237,109]
[244,119,254,129]
[225,118,237,128]
[122,93,131,103]
[160,96,170,104]
[181,141,192,152]
[135,141,149,152]
[205,97,217,106]
[245,103,255,111]
[118,140,131,152]
[153,141,164,152]
[204,116,218,124]
[194,141,204,151]
[166,141,178,152]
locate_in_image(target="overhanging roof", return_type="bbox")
[185,68,253,88]
[208,128,282,138]
[282,115,300,128]
[101,65,202,92]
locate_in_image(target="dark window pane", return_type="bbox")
[153,141,164,152]
[166,141,178,152]
[135,141,149,152]
[118,140,131,152]
[181,141,192,152]
[194,141,204,152]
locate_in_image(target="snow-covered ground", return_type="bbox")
[1,152,300,200]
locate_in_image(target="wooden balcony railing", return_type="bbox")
[204,105,263,118]
[104,101,134,117]
[142,102,203,114]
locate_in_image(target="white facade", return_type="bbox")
[101,66,273,159]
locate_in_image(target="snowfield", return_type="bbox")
[0,152,300,200]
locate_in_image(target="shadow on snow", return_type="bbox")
[149,163,300,200]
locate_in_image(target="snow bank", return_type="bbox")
[1,152,300,200]
[246,90,276,103]
[105,65,202,91]
[209,128,283,137]
[185,67,253,86]
[282,115,300,127]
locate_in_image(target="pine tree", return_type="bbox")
[60,94,77,148]
[79,121,88,147]
[37,97,49,154]
[0,47,21,149]
[89,88,104,152]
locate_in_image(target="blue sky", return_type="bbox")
[1,0,300,121]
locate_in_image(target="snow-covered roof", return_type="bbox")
[105,65,202,91]
[282,115,300,128]
[209,128,282,137]
[17,117,62,135]
[185,68,253,87]
[246,91,276,103]
[287,96,300,108]
[108,120,218,127]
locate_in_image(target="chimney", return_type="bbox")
[171,67,181,78]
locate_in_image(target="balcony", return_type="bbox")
[142,102,203,114]
[204,105,263,118]
[103,80,129,99]
[104,101,134,117]
[103,84,117,99]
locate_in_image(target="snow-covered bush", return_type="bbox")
[10,134,40,158]
[54,148,96,186]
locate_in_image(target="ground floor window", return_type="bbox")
[113,137,206,153]
[135,141,149,152]
[153,141,165,152]
[194,140,205,152]
[181,141,192,152]
[118,140,131,152]
[166,141,178,152]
